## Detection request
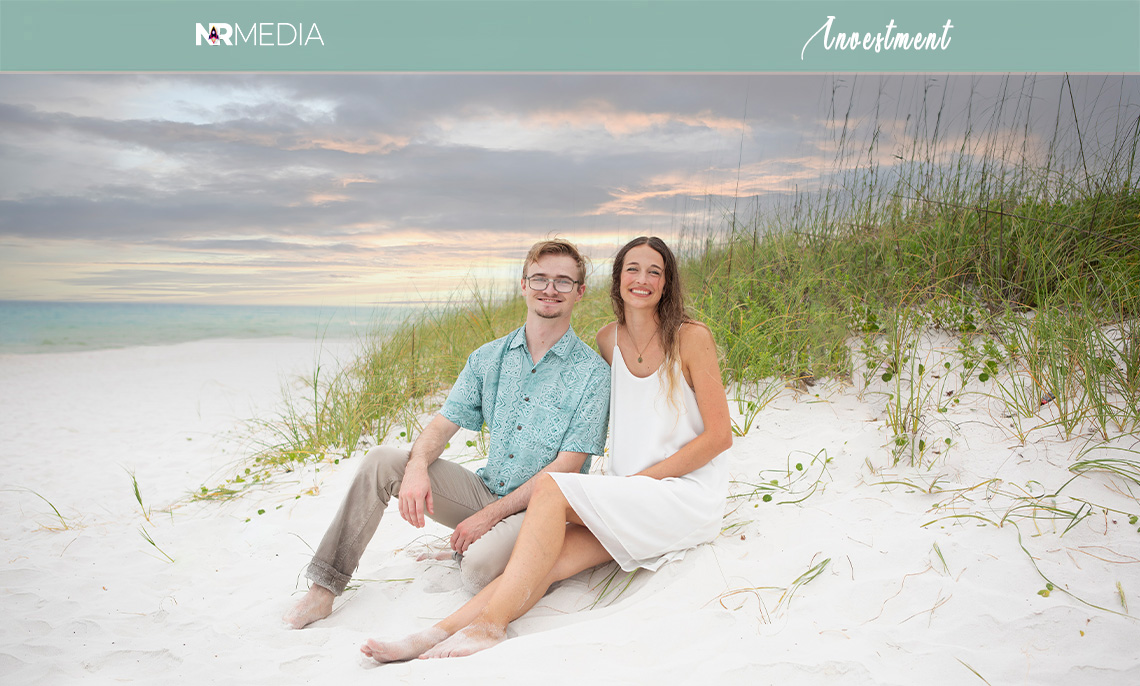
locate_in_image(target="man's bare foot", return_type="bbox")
[283,585,334,629]
[360,627,449,663]
[419,623,506,659]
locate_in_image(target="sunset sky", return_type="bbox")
[1,74,1136,306]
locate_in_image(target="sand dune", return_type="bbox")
[2,337,1138,684]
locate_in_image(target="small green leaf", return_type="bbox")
[978,372,990,382]
[257,509,266,515]
[1130,515,1138,525]
[795,463,803,471]
[762,494,773,502]
[882,372,894,382]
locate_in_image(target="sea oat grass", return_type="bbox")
[224,76,1139,503]
[139,524,174,563]
[198,280,614,501]
[4,488,71,531]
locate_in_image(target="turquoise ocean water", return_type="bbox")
[0,301,404,354]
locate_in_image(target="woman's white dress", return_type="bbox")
[550,344,728,571]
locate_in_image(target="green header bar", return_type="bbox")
[1,0,1138,72]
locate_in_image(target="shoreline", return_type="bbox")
[0,334,363,357]
[0,300,395,356]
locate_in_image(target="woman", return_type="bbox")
[361,236,733,661]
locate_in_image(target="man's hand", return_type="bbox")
[396,415,459,528]
[449,507,502,554]
[398,462,434,528]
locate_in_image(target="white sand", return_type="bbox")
[2,336,1138,684]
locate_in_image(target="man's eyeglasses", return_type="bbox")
[526,276,580,293]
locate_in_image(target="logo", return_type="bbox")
[194,23,324,47]
[801,17,953,60]
[196,23,232,46]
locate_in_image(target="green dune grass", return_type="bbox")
[199,77,1140,501]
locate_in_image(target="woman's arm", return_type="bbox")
[635,322,733,480]
[595,322,617,366]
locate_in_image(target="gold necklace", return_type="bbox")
[624,325,657,363]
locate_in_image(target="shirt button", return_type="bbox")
[517,425,522,430]
[499,482,505,487]
[524,397,529,402]
[530,369,536,374]
[508,454,514,459]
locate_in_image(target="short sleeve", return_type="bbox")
[440,352,485,431]
[557,361,611,457]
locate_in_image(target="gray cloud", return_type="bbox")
[2,73,1137,302]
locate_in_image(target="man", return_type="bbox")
[285,238,610,629]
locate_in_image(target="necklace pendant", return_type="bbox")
[638,355,643,363]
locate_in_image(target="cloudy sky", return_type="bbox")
[1,74,1136,305]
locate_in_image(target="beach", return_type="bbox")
[2,336,1139,685]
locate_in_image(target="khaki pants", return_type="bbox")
[306,445,523,594]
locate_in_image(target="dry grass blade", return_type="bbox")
[956,657,994,685]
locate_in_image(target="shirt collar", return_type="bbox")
[508,324,577,360]
[507,326,528,350]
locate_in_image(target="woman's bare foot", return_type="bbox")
[283,585,334,629]
[419,622,506,659]
[360,627,449,663]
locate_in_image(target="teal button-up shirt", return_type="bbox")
[441,325,610,497]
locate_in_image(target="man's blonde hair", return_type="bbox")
[522,238,588,284]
